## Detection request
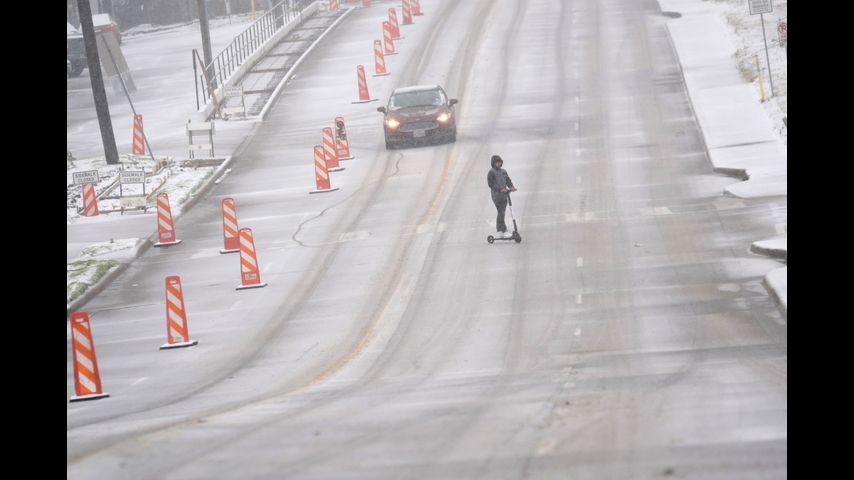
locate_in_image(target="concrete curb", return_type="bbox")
[762,267,788,321]
[749,242,787,262]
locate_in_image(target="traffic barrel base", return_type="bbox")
[70,392,110,403]
[310,187,340,194]
[154,239,183,247]
[160,340,199,350]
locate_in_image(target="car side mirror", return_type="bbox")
[377,107,387,113]
[449,99,458,106]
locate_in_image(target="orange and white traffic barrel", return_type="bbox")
[383,22,398,56]
[352,65,378,104]
[402,0,413,25]
[236,228,268,290]
[154,192,182,246]
[69,312,109,402]
[323,127,344,172]
[329,0,339,12]
[81,183,99,217]
[412,0,423,16]
[373,40,390,77]
[161,275,199,349]
[388,8,402,39]
[334,117,355,160]
[132,114,145,155]
[220,197,240,254]
[310,145,339,194]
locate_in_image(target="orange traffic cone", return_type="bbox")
[220,198,240,254]
[132,114,145,154]
[160,275,199,349]
[81,183,99,217]
[402,0,413,25]
[69,312,110,402]
[374,40,390,77]
[323,127,345,172]
[236,228,268,290]
[335,116,355,160]
[352,65,378,104]
[310,145,339,194]
[154,192,182,246]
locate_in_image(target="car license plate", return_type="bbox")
[413,129,426,138]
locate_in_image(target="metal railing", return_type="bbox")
[194,0,316,111]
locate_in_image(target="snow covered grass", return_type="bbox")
[67,259,119,305]
[67,238,141,305]
[66,155,216,222]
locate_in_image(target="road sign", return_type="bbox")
[778,20,787,43]
[749,0,772,15]
[73,170,99,185]
[120,170,145,184]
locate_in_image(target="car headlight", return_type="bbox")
[437,112,451,123]
[386,118,400,129]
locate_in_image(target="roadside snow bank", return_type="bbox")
[66,238,142,305]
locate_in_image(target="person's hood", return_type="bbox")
[491,155,503,168]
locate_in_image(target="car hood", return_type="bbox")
[389,105,447,120]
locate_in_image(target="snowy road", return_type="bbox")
[67,0,787,478]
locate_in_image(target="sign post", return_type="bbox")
[748,0,775,97]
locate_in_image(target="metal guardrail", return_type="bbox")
[194,0,316,112]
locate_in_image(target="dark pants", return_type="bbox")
[492,193,508,232]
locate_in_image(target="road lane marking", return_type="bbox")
[230,300,242,311]
[576,294,583,304]
[131,377,149,386]
[577,257,583,267]
[263,262,273,273]
[574,328,582,336]
[576,176,582,184]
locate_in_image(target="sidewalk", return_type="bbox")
[659,0,787,317]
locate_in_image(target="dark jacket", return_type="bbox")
[487,157,514,202]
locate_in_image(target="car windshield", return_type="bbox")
[390,90,444,109]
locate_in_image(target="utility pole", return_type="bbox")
[77,0,119,165]
[197,0,214,80]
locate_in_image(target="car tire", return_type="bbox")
[447,130,457,143]
[385,140,395,150]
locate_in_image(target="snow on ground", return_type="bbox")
[67,238,142,305]
[720,0,787,144]
[660,0,787,316]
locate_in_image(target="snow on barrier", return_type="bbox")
[323,127,344,172]
[335,116,355,160]
[353,65,378,104]
[154,192,183,247]
[310,145,339,194]
[160,275,199,350]
[373,40,390,77]
[132,114,145,154]
[69,312,110,402]
[221,198,240,254]
[236,228,268,290]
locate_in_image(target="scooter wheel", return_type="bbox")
[514,233,521,243]
[487,236,494,244]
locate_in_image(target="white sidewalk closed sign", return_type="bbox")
[73,170,99,185]
[120,170,145,184]
[749,0,772,15]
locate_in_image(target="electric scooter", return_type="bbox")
[487,193,522,244]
